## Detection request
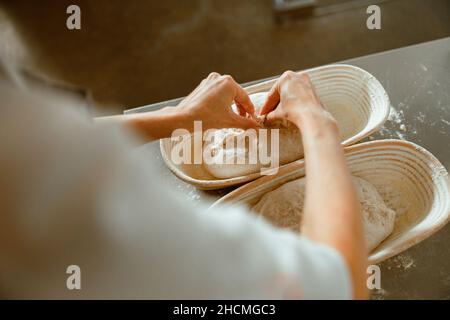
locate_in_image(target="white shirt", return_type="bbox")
[0,81,351,299]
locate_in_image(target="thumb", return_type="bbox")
[265,110,282,125]
[230,113,262,130]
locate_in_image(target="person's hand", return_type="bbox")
[261,71,367,299]
[260,71,335,128]
[176,72,260,131]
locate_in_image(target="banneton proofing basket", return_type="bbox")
[211,140,450,264]
[160,64,390,190]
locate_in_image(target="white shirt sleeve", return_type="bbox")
[0,83,352,299]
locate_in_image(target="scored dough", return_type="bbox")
[203,92,303,179]
[252,176,396,252]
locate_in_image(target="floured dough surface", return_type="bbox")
[252,176,396,252]
[203,92,303,179]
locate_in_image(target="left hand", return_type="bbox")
[176,72,261,130]
[95,73,260,142]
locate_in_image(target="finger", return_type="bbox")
[226,76,255,116]
[265,111,280,124]
[229,112,262,130]
[190,71,222,97]
[185,77,208,100]
[259,81,280,116]
[235,102,247,117]
[301,73,323,106]
[207,72,221,80]
[299,72,312,85]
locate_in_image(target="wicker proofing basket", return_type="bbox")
[160,64,391,190]
[211,139,450,264]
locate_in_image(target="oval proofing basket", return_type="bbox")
[160,64,391,190]
[211,140,450,264]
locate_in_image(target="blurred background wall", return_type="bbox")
[0,0,449,114]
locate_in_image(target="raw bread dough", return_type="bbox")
[203,92,303,179]
[252,176,396,252]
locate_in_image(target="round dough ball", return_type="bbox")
[252,176,396,252]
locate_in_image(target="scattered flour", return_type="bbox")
[392,254,415,270]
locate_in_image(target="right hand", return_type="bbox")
[260,71,336,128]
[261,71,367,299]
